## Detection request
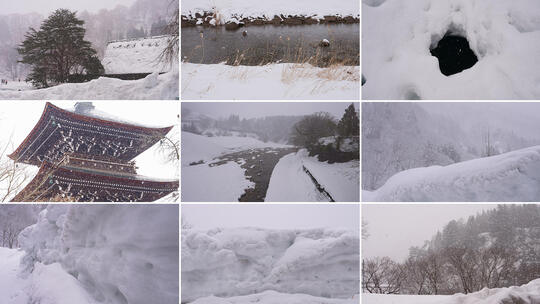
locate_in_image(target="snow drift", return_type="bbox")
[363,278,540,304]
[18,205,179,304]
[362,0,540,99]
[365,145,540,201]
[181,227,359,303]
[0,71,178,100]
[266,150,360,202]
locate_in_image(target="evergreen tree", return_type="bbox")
[337,103,360,137]
[18,9,103,88]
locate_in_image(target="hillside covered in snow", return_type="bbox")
[182,227,359,303]
[365,145,540,202]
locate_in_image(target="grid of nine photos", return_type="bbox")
[2,0,539,304]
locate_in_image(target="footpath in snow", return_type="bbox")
[181,63,359,100]
[182,227,360,303]
[0,71,178,100]
[266,150,360,202]
[363,278,540,304]
[365,145,540,202]
[362,0,540,99]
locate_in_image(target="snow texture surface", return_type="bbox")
[181,227,359,303]
[362,0,540,99]
[102,36,175,74]
[181,63,359,100]
[190,291,359,304]
[182,0,360,25]
[363,278,540,304]
[266,150,359,202]
[0,71,179,100]
[366,145,540,202]
[18,205,179,304]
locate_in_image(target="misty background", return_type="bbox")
[182,102,357,144]
[0,0,178,80]
[182,204,359,231]
[362,102,540,190]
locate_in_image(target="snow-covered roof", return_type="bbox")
[101,35,175,74]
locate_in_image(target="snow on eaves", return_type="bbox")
[366,145,540,202]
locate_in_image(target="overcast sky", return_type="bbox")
[362,204,498,262]
[3,0,136,15]
[182,102,358,120]
[0,101,179,179]
[182,204,359,231]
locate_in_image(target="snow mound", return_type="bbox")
[266,150,359,202]
[190,290,359,304]
[362,0,540,99]
[0,71,178,100]
[181,227,359,303]
[181,63,359,100]
[363,278,540,304]
[102,36,174,74]
[182,0,360,25]
[18,205,179,304]
[367,145,540,201]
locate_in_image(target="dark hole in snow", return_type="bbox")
[430,33,478,76]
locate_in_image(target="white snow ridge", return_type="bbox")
[182,227,360,303]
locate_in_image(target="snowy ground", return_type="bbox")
[182,0,360,25]
[181,63,359,100]
[266,150,360,202]
[0,81,33,92]
[364,145,540,202]
[190,291,359,304]
[0,71,178,100]
[362,0,540,99]
[363,278,540,304]
[181,132,290,201]
[182,227,359,303]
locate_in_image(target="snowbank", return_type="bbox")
[0,247,29,304]
[182,0,360,25]
[266,150,359,202]
[363,279,540,304]
[18,205,179,304]
[181,63,359,100]
[102,36,175,74]
[362,0,540,99]
[190,290,359,304]
[0,71,178,100]
[181,227,359,303]
[367,145,540,202]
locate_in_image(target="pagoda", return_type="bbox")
[9,102,178,202]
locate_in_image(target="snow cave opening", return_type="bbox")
[430,32,478,76]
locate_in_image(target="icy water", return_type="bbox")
[181,24,359,67]
[209,147,298,202]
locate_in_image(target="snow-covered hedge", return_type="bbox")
[18,205,179,304]
[181,227,359,302]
